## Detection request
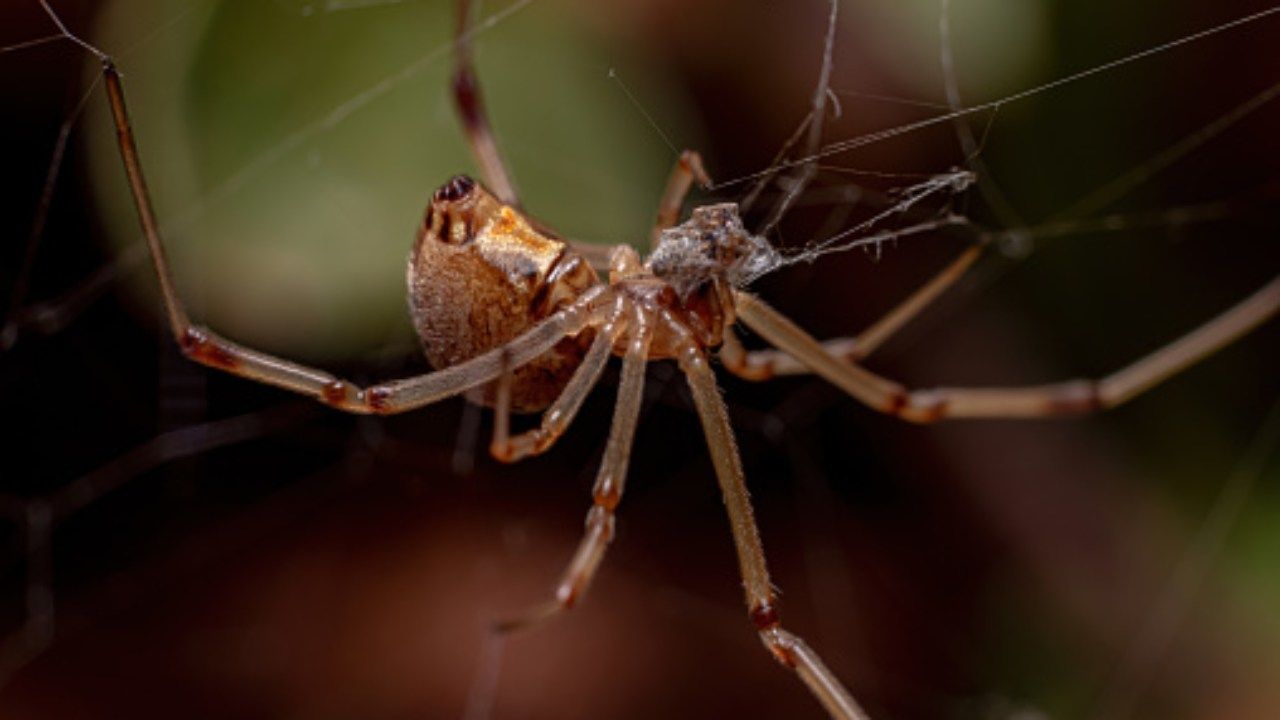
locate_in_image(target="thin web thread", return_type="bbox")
[711,3,1280,192]
[733,3,1280,288]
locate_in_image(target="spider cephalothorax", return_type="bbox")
[646,202,779,299]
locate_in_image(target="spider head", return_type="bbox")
[646,203,779,298]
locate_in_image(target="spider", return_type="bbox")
[55,0,1280,717]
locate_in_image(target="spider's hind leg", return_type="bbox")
[453,0,519,206]
[669,314,871,720]
[494,303,652,634]
[103,59,609,415]
[733,277,1280,423]
[720,241,984,379]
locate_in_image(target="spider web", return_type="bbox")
[2,1,1280,718]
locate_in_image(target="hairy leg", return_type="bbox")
[491,295,629,461]
[734,279,1280,422]
[104,60,609,415]
[495,303,653,633]
[667,311,870,720]
[452,0,519,205]
[721,243,983,378]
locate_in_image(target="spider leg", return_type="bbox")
[454,0,519,206]
[721,243,984,378]
[495,303,653,634]
[734,277,1280,422]
[490,296,629,462]
[667,312,869,720]
[563,240,617,274]
[608,244,646,278]
[650,150,710,249]
[102,60,609,415]
[757,0,840,237]
[454,0,619,273]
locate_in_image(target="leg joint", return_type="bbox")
[1046,379,1103,415]
[898,390,949,423]
[758,627,799,668]
[179,326,239,371]
[360,386,394,414]
[750,601,781,630]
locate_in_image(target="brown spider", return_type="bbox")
[77,0,1280,717]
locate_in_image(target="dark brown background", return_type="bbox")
[2,1,1279,718]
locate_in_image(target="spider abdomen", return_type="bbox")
[407,176,599,412]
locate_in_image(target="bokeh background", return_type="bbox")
[2,0,1279,718]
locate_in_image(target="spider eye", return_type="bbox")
[434,174,476,203]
